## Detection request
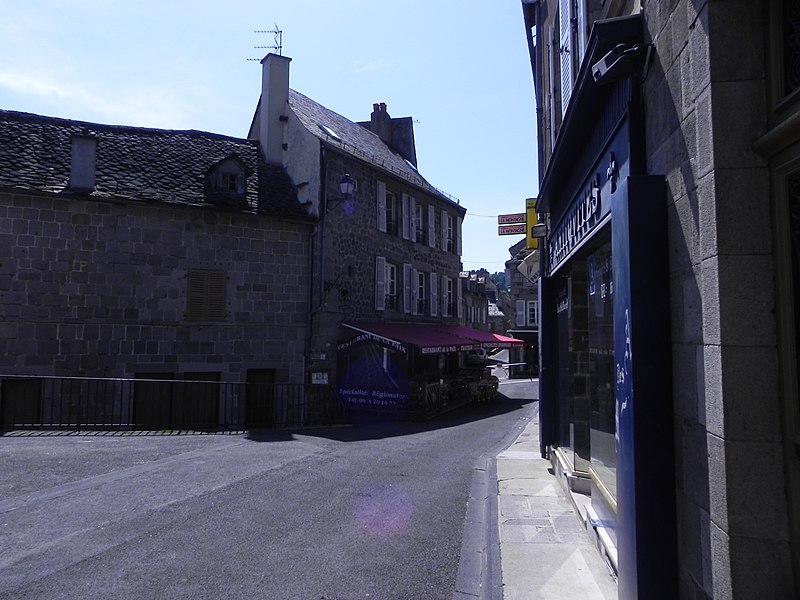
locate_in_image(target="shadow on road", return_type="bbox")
[244,392,536,444]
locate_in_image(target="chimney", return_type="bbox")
[369,101,392,145]
[69,135,97,192]
[258,53,292,165]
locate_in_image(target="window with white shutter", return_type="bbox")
[375,256,386,310]
[402,194,411,240]
[456,215,462,256]
[430,272,438,317]
[456,277,463,319]
[441,209,448,252]
[403,263,412,314]
[559,0,574,116]
[428,205,436,248]
[377,181,387,232]
[410,197,417,243]
[516,299,526,327]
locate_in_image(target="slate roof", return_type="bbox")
[0,109,309,218]
[287,90,463,210]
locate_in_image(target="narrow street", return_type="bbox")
[0,378,535,600]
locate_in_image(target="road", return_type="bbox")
[0,381,535,600]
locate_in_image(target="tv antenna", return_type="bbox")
[248,25,283,60]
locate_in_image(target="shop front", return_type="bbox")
[536,14,677,598]
[337,322,522,419]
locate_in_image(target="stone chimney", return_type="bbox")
[69,135,97,192]
[369,102,393,145]
[257,53,291,165]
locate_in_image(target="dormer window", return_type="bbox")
[206,155,249,202]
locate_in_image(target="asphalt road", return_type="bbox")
[0,383,535,600]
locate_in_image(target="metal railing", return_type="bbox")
[0,375,345,433]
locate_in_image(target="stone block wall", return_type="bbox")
[644,1,792,597]
[0,191,312,384]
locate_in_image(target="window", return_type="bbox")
[442,276,454,317]
[415,203,426,243]
[386,191,398,235]
[527,300,540,327]
[445,213,455,253]
[416,271,427,314]
[385,262,397,309]
[187,269,226,321]
[208,157,247,197]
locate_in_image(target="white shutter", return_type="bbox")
[375,256,386,310]
[516,299,526,327]
[428,205,436,248]
[403,263,412,314]
[402,194,411,240]
[456,277,463,320]
[456,215,463,256]
[576,0,587,64]
[559,0,574,115]
[410,197,417,243]
[441,209,448,252]
[430,272,438,317]
[411,268,419,315]
[377,181,387,232]
[441,274,448,316]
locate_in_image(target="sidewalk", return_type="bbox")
[495,404,618,599]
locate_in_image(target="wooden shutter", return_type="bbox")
[559,0,574,115]
[441,209,448,252]
[410,197,417,243]
[456,276,463,320]
[411,268,419,315]
[456,215,463,256]
[403,263,412,314]
[428,205,436,248]
[430,272,438,317]
[377,180,387,232]
[441,274,448,316]
[375,256,386,310]
[516,299,526,327]
[187,269,226,321]
[402,194,411,240]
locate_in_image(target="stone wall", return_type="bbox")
[645,1,791,597]
[0,191,312,383]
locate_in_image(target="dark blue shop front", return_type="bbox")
[536,14,677,600]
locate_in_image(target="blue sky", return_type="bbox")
[0,1,538,271]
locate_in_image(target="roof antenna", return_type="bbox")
[248,24,282,60]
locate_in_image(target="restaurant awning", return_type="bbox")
[341,322,524,354]
[439,325,526,348]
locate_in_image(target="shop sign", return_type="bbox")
[498,224,526,236]
[549,176,607,271]
[498,213,526,225]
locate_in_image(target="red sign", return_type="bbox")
[498,224,526,235]
[498,213,526,225]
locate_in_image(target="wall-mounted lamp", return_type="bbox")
[530,223,548,239]
[327,173,358,213]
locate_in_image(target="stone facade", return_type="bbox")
[523,0,798,597]
[0,190,312,383]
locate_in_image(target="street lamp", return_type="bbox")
[327,173,357,213]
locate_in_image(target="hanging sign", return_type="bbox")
[498,224,526,235]
[498,213,526,225]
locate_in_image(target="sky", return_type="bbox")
[0,0,539,272]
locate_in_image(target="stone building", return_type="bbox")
[248,54,493,416]
[522,0,798,597]
[0,110,314,426]
[505,239,540,377]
